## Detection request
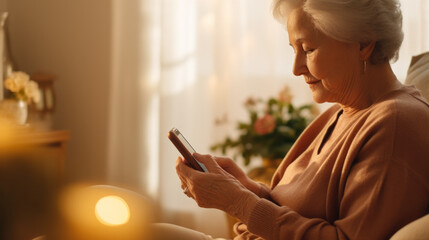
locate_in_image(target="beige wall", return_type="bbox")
[0,0,6,12]
[4,0,112,183]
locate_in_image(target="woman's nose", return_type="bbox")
[292,53,307,76]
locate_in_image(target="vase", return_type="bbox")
[0,99,28,125]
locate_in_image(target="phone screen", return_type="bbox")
[176,130,196,154]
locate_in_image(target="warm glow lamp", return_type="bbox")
[59,184,154,240]
[95,195,130,226]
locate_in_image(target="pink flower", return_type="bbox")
[254,114,276,135]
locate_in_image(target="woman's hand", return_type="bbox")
[214,156,263,196]
[176,153,260,221]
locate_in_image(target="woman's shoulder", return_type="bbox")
[372,86,429,186]
[363,85,429,148]
[309,85,429,130]
[337,85,429,142]
[387,85,429,107]
[371,85,429,120]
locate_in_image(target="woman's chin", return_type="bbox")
[311,93,326,104]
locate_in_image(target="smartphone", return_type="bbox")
[168,128,208,172]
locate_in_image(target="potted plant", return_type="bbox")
[211,86,319,182]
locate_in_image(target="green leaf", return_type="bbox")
[209,86,318,166]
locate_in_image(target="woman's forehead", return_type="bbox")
[287,9,319,42]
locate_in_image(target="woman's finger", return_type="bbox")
[176,156,197,178]
[215,156,234,167]
[192,153,222,173]
[176,156,201,200]
[215,156,241,174]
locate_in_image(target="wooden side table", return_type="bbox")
[6,129,70,179]
[0,128,69,238]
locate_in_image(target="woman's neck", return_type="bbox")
[341,62,402,115]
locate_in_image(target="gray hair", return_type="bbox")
[272,0,404,64]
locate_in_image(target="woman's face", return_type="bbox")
[287,9,361,104]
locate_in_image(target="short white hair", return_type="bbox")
[272,0,403,64]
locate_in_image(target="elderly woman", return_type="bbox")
[154,0,429,239]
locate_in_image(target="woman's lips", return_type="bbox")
[304,75,320,85]
[305,79,321,85]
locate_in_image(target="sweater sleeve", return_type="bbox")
[236,98,429,240]
[256,183,272,199]
[244,155,428,240]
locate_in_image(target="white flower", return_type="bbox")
[24,81,41,103]
[4,71,30,92]
[4,71,40,103]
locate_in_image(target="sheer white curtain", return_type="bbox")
[157,0,313,236]
[108,0,161,196]
[108,0,429,237]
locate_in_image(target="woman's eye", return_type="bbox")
[304,49,314,54]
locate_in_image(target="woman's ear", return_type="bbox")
[359,41,376,61]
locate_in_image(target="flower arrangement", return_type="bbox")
[4,71,40,104]
[211,86,319,166]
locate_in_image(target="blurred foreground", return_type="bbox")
[0,120,155,240]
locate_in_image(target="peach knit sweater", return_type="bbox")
[234,86,429,240]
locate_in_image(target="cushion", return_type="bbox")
[405,52,429,101]
[390,214,429,240]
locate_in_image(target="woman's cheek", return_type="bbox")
[307,56,327,80]
[308,66,319,77]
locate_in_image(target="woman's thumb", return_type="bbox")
[193,153,219,172]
